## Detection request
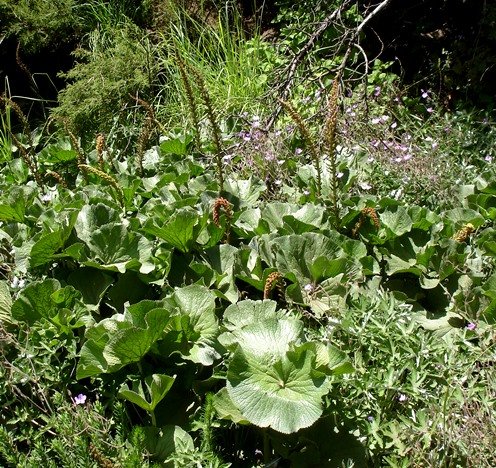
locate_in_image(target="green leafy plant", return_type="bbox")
[218,299,353,434]
[1,5,496,464]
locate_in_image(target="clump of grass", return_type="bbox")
[159,3,272,122]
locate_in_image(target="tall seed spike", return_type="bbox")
[278,98,321,197]
[323,77,341,225]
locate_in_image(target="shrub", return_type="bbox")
[0,0,79,53]
[53,23,158,137]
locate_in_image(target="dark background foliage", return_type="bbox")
[1,0,494,119]
[365,0,496,107]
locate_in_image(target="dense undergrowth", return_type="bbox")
[1,1,496,467]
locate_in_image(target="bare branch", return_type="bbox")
[266,0,393,131]
[265,1,352,129]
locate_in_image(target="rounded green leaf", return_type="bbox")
[227,345,326,434]
[226,319,327,434]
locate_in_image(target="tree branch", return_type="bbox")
[266,0,393,130]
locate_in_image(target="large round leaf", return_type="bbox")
[226,318,327,434]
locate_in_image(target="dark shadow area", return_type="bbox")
[364,0,496,109]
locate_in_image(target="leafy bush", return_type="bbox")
[0,0,150,53]
[0,0,79,52]
[53,23,157,137]
[328,286,496,465]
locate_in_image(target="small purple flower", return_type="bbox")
[73,394,87,405]
[373,86,381,97]
[426,107,434,113]
[367,416,374,422]
[466,322,477,331]
[398,393,408,402]
[391,122,398,129]
[304,283,314,293]
[485,155,493,163]
[295,148,303,155]
[371,117,381,125]
[421,89,429,99]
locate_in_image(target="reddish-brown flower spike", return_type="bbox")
[362,207,380,229]
[264,272,283,300]
[453,223,475,243]
[352,207,380,237]
[212,197,232,227]
[96,133,105,169]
